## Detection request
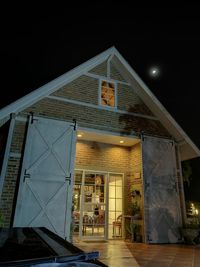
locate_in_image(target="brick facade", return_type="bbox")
[22,98,170,137]
[0,57,173,230]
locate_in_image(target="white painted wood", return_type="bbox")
[13,116,76,240]
[85,72,131,86]
[142,135,182,243]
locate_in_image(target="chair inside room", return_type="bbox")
[112,214,122,237]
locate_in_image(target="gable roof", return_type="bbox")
[0,46,199,161]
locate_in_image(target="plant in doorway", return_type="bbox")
[129,201,142,219]
[180,222,200,245]
[125,222,142,242]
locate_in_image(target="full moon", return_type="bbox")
[149,66,160,78]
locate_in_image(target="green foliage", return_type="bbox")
[183,222,200,229]
[129,201,140,215]
[125,221,141,234]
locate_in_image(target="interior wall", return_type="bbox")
[125,142,142,214]
[75,140,142,214]
[75,140,130,173]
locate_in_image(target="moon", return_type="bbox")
[149,66,160,78]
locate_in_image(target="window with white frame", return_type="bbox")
[100,80,116,108]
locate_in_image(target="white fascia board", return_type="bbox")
[112,48,200,159]
[0,47,116,124]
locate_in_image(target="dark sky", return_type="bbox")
[1,2,200,201]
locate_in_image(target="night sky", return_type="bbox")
[1,2,200,201]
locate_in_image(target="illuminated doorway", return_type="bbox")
[72,170,123,240]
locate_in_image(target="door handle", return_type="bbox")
[23,169,31,182]
[65,173,71,184]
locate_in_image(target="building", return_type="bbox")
[0,47,200,243]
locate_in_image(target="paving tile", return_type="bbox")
[74,240,200,267]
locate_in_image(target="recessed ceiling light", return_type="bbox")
[77,134,83,138]
[119,140,124,144]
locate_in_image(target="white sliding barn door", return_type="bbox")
[14,116,76,240]
[142,135,182,243]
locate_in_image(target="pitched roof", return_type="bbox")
[0,46,199,161]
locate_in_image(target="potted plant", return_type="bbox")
[180,222,200,245]
[125,222,142,242]
[129,201,142,219]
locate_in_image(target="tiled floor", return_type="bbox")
[74,240,200,267]
[74,240,140,267]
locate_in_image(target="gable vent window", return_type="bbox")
[100,80,116,108]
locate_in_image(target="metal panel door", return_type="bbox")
[13,116,76,240]
[142,135,182,243]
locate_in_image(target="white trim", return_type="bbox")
[107,54,114,79]
[0,116,16,197]
[0,47,115,123]
[77,126,140,140]
[15,116,27,122]
[176,145,187,223]
[85,72,131,86]
[74,169,124,240]
[47,95,158,121]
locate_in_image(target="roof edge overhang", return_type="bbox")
[0,46,116,127]
[0,46,199,161]
[111,48,200,161]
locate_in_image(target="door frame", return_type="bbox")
[73,169,124,240]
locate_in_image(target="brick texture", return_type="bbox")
[118,83,154,116]
[75,140,142,215]
[0,59,173,229]
[22,98,170,137]
[89,61,107,77]
[10,121,27,154]
[0,157,21,227]
[52,75,99,105]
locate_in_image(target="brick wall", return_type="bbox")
[0,120,27,226]
[118,83,154,116]
[0,58,172,228]
[75,140,130,172]
[52,75,99,105]
[0,157,21,227]
[10,121,27,154]
[22,98,170,137]
[75,140,142,214]
[89,61,107,77]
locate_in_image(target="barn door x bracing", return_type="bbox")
[142,135,182,243]
[14,116,76,240]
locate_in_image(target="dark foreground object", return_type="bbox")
[0,227,107,267]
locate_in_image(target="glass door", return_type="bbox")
[108,174,123,239]
[81,172,106,239]
[72,170,123,240]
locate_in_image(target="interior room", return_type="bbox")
[72,130,144,242]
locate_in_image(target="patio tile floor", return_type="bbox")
[74,240,200,267]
